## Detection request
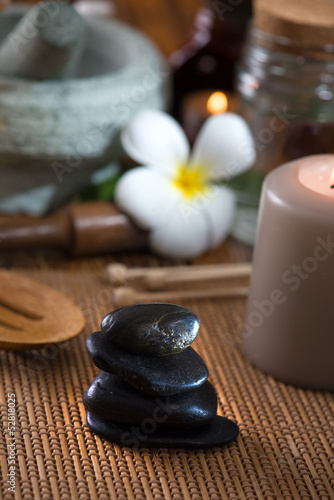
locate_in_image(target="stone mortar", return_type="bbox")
[0,5,170,214]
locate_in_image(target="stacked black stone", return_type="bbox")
[84,303,239,448]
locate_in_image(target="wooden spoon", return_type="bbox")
[0,270,85,350]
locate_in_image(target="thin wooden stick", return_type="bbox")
[145,263,252,290]
[113,286,249,308]
[107,262,252,289]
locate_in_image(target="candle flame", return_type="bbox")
[330,168,334,189]
[207,91,228,115]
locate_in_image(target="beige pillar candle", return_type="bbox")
[243,154,334,390]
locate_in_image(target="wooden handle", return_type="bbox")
[0,202,148,255]
[113,286,249,308]
[0,209,72,250]
[68,202,148,255]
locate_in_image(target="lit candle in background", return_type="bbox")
[243,155,334,390]
[180,89,239,143]
[206,91,228,115]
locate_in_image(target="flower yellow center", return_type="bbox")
[172,163,207,199]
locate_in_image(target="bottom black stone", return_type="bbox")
[83,372,217,428]
[86,412,239,449]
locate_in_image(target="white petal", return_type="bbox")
[202,185,236,248]
[121,109,190,174]
[191,113,256,181]
[115,167,180,230]
[149,206,210,259]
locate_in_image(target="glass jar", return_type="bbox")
[232,23,334,245]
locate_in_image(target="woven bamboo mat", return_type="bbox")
[0,267,333,499]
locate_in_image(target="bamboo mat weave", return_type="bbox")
[0,268,333,499]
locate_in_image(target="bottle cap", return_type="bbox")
[254,0,334,55]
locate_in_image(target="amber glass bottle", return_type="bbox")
[170,0,252,117]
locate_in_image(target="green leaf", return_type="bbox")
[226,170,265,207]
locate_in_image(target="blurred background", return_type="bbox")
[0,0,256,248]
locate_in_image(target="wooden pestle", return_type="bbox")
[0,0,85,79]
[0,202,149,255]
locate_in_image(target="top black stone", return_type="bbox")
[101,303,200,356]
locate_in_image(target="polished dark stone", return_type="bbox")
[101,303,200,356]
[86,412,239,449]
[83,372,217,428]
[86,331,208,396]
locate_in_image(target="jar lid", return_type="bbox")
[254,0,334,52]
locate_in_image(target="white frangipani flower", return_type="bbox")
[115,109,256,259]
